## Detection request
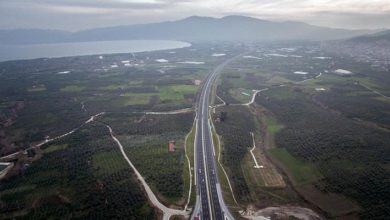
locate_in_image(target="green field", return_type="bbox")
[228,88,253,103]
[120,94,154,105]
[268,148,322,185]
[302,73,343,88]
[159,85,198,101]
[120,133,187,204]
[43,144,68,154]
[183,122,196,206]
[99,84,128,90]
[267,75,291,85]
[265,116,284,135]
[60,85,86,92]
[92,150,128,176]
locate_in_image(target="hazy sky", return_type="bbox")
[1,0,389,31]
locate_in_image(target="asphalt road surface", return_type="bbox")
[192,56,240,220]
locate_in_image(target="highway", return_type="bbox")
[192,56,239,220]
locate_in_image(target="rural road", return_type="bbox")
[106,125,189,220]
[191,55,240,220]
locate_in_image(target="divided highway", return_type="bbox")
[192,56,240,220]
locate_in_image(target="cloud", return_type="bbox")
[0,0,389,30]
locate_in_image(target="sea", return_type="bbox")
[0,40,190,62]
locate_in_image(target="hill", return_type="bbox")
[349,29,390,42]
[0,15,375,44]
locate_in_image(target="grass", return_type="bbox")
[120,94,153,105]
[92,150,127,176]
[228,78,248,88]
[43,144,68,154]
[178,69,208,81]
[171,85,199,93]
[302,73,343,88]
[266,87,299,100]
[159,87,183,101]
[268,148,322,185]
[158,85,198,101]
[266,75,291,85]
[184,122,196,206]
[97,71,125,78]
[60,85,85,92]
[265,116,284,136]
[119,133,187,205]
[121,92,158,97]
[228,88,253,103]
[99,84,128,90]
[351,76,380,89]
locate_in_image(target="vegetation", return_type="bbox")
[0,44,223,218]
[1,42,389,219]
[42,144,68,154]
[0,123,156,219]
[184,122,196,206]
[213,105,256,204]
[159,85,198,101]
[213,43,390,219]
[268,148,322,185]
[265,116,284,136]
[256,85,389,218]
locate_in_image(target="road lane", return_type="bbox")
[192,55,241,220]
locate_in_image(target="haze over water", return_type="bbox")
[0,40,190,62]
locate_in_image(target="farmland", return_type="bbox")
[212,43,390,219]
[0,123,156,219]
[0,43,242,218]
[0,41,389,219]
[268,148,322,185]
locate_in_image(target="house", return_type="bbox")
[168,141,176,152]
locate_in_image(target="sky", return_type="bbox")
[0,0,389,31]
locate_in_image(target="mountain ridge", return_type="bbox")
[0,15,379,44]
[348,29,390,42]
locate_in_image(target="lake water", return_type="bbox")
[0,40,191,62]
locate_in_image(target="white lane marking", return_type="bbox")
[201,79,214,220]
[194,55,243,219]
[208,119,216,157]
[194,117,199,185]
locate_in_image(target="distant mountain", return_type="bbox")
[324,29,390,71]
[0,16,377,44]
[349,29,390,42]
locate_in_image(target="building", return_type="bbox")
[168,141,176,152]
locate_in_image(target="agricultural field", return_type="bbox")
[212,43,390,219]
[100,112,194,206]
[0,43,243,218]
[212,104,300,211]
[268,148,322,185]
[0,41,388,219]
[0,123,156,219]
